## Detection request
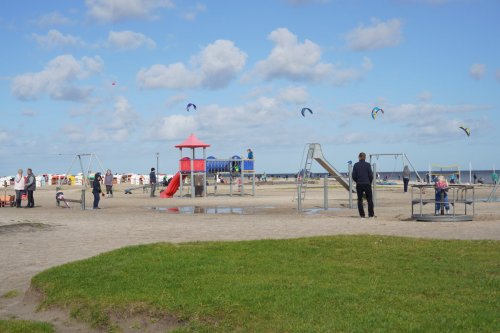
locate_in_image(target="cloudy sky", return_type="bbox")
[1,0,499,176]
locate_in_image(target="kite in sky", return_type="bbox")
[371,107,384,120]
[459,126,471,137]
[186,103,197,112]
[301,107,313,117]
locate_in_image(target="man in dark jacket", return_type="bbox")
[149,168,157,197]
[352,152,375,218]
[24,168,36,208]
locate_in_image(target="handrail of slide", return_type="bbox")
[309,143,351,191]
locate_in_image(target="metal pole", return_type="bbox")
[252,172,255,196]
[240,157,244,196]
[348,162,353,209]
[372,163,377,207]
[297,184,302,212]
[324,175,328,210]
[78,155,87,188]
[81,189,85,210]
[156,152,159,183]
[190,149,195,198]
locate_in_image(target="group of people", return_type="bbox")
[13,168,36,208]
[90,169,115,209]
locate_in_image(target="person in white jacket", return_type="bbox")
[14,169,25,208]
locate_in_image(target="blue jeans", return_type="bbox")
[435,189,449,212]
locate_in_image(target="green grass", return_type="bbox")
[0,319,54,333]
[32,236,499,332]
[1,290,19,299]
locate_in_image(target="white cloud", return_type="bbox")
[21,109,38,117]
[107,30,156,50]
[251,28,369,85]
[146,92,289,143]
[277,86,309,104]
[92,96,138,142]
[148,115,197,140]
[182,3,206,21]
[165,94,187,108]
[86,0,174,22]
[0,130,8,141]
[62,124,86,142]
[32,29,85,48]
[346,18,403,51]
[137,63,201,89]
[137,39,247,89]
[335,102,490,143]
[470,63,486,80]
[195,40,247,89]
[35,12,73,27]
[418,90,433,102]
[11,54,103,101]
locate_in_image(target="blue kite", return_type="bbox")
[301,107,313,117]
[371,107,384,120]
[186,103,197,112]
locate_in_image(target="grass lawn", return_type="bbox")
[0,319,54,333]
[32,236,499,332]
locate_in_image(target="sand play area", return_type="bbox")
[1,182,499,331]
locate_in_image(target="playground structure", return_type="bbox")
[160,134,255,198]
[295,145,426,211]
[54,153,106,210]
[296,143,353,211]
[369,153,422,183]
[429,164,461,184]
[411,184,475,222]
[369,153,422,207]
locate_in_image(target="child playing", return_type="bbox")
[56,188,70,208]
[435,175,449,214]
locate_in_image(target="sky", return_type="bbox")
[1,0,499,176]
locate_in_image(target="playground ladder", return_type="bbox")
[487,181,499,202]
[298,144,316,201]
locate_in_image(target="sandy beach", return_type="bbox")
[1,181,499,331]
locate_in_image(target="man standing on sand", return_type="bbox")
[352,152,375,218]
[24,168,36,208]
[149,167,157,197]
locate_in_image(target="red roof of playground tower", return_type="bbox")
[175,133,211,148]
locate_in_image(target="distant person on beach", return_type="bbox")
[247,148,254,159]
[402,165,411,193]
[473,173,477,184]
[435,175,449,214]
[24,168,36,208]
[14,169,25,208]
[104,169,114,198]
[352,152,375,218]
[150,167,157,197]
[92,172,102,209]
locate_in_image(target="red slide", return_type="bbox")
[160,172,181,198]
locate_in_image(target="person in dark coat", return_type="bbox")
[92,172,102,209]
[149,168,157,197]
[24,168,36,208]
[352,152,375,218]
